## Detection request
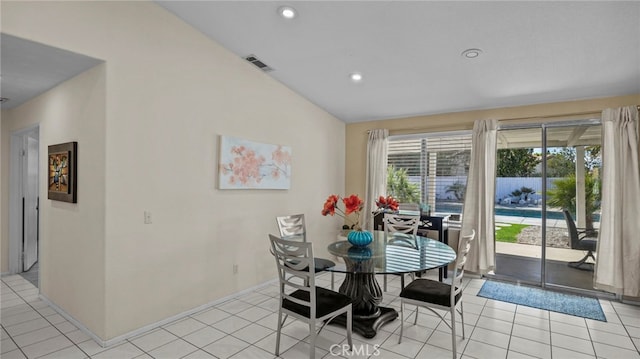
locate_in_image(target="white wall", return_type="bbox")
[1,65,108,337]
[2,1,345,340]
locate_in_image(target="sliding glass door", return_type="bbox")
[544,124,601,292]
[492,120,609,296]
[493,127,544,284]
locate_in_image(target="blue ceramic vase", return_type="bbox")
[347,230,373,247]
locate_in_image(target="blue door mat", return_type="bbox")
[477,280,606,321]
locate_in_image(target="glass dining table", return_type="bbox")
[325,230,456,338]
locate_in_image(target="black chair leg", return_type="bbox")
[568,251,595,271]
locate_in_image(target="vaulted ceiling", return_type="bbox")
[2,2,639,123]
[157,1,640,123]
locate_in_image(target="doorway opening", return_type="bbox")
[9,125,40,288]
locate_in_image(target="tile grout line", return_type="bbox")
[125,335,157,359]
[456,278,494,358]
[223,298,289,357]
[582,315,598,358]
[386,307,428,359]
[504,304,517,358]
[1,276,93,359]
[1,280,40,357]
[187,280,636,358]
[459,302,483,358]
[480,298,553,358]
[548,306,553,359]
[193,292,283,358]
[2,278,63,358]
[4,273,638,359]
[459,277,477,358]
[131,296,269,359]
[610,304,640,354]
[0,322,28,359]
[390,278,440,358]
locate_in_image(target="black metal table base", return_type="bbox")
[327,260,399,338]
[328,307,398,338]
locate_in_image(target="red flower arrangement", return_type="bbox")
[374,195,399,214]
[322,194,364,231]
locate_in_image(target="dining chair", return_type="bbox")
[269,234,353,359]
[382,213,420,291]
[276,214,336,289]
[398,229,475,359]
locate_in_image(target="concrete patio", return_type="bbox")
[495,214,599,263]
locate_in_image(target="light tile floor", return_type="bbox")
[2,272,640,358]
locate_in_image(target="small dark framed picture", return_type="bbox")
[48,142,77,203]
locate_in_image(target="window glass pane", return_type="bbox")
[387,133,472,214]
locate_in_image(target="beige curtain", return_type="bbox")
[462,119,497,274]
[594,106,640,297]
[363,129,388,231]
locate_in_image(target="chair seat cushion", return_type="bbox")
[287,258,335,272]
[399,279,460,307]
[314,258,336,271]
[283,287,352,318]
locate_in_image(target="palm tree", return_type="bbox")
[387,166,420,203]
[547,174,600,229]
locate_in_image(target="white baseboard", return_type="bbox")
[40,278,278,348]
[39,294,108,347]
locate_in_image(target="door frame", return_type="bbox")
[8,124,40,276]
[490,119,614,299]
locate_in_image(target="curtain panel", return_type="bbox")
[363,129,388,231]
[595,106,640,297]
[462,119,498,274]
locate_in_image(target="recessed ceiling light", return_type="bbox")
[278,6,297,19]
[461,48,483,59]
[350,72,363,82]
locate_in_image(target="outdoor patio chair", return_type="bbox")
[269,234,352,359]
[398,230,475,359]
[562,209,597,271]
[276,214,336,289]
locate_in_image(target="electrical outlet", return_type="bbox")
[233,264,238,274]
[144,211,152,224]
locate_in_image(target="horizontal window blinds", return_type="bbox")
[387,133,472,213]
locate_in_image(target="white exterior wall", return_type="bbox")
[408,176,561,203]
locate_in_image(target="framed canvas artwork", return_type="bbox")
[48,142,77,203]
[218,136,292,189]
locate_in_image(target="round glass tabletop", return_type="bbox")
[326,230,456,274]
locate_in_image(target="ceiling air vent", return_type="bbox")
[244,54,274,72]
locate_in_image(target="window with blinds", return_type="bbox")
[387,132,472,214]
